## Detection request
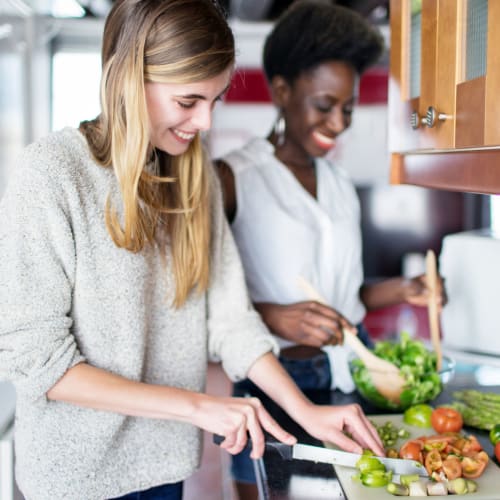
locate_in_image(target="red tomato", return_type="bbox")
[423,437,447,452]
[475,450,489,465]
[461,456,488,479]
[442,455,462,480]
[461,435,483,455]
[399,440,423,463]
[495,442,500,462]
[431,407,463,434]
[424,449,443,476]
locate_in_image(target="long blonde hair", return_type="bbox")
[80,0,234,307]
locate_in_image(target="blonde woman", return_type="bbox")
[0,1,383,499]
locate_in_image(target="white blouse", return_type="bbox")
[223,138,366,392]
[224,136,365,330]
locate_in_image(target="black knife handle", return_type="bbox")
[213,434,226,446]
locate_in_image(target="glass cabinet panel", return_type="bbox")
[465,0,488,81]
[409,5,422,98]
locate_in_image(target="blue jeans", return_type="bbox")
[109,482,183,500]
[231,323,372,484]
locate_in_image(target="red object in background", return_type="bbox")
[363,304,431,341]
[225,67,388,104]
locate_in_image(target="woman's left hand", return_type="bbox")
[404,274,447,309]
[296,403,385,457]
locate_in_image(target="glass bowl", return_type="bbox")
[349,349,455,412]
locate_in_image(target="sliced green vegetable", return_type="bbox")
[355,456,386,473]
[447,477,468,495]
[370,419,411,448]
[403,404,434,427]
[399,474,419,486]
[360,469,393,487]
[465,479,478,493]
[387,482,409,496]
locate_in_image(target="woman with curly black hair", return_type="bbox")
[217,2,442,497]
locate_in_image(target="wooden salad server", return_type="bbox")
[297,276,405,404]
[426,249,443,371]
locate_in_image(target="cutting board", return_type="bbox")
[330,414,500,500]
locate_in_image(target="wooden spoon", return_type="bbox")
[426,249,443,371]
[297,276,406,404]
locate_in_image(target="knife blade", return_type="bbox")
[291,443,428,476]
[213,435,428,476]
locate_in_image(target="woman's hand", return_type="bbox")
[254,302,355,347]
[361,275,447,311]
[296,402,385,457]
[404,274,447,310]
[189,394,296,459]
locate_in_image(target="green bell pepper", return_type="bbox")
[490,424,500,445]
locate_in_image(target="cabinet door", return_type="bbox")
[389,0,500,194]
[456,0,500,148]
[389,0,457,152]
[388,0,422,152]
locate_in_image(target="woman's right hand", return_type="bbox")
[189,394,296,459]
[254,302,356,347]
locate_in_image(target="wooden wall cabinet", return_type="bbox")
[389,0,500,194]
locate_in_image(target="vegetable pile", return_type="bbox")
[350,333,442,410]
[399,432,489,481]
[386,475,478,496]
[384,432,487,496]
[450,389,500,431]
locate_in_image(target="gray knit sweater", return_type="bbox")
[0,128,277,500]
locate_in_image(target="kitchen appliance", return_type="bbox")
[440,229,500,362]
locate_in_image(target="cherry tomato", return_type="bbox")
[461,456,487,479]
[461,435,483,456]
[495,442,500,462]
[475,450,489,465]
[399,440,423,463]
[431,407,463,434]
[424,449,443,476]
[442,455,462,480]
[423,437,447,452]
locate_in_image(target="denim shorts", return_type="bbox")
[231,323,372,484]
[109,482,183,500]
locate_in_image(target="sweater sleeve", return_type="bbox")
[0,146,85,402]
[206,165,279,381]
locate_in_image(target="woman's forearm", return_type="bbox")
[360,277,411,310]
[47,362,200,421]
[247,352,313,422]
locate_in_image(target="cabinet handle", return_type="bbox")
[425,106,450,128]
[410,111,427,130]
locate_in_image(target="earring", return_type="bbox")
[273,111,286,147]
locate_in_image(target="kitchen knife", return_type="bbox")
[213,435,428,476]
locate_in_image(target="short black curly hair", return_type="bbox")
[263,0,384,84]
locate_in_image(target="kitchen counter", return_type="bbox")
[252,364,500,499]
